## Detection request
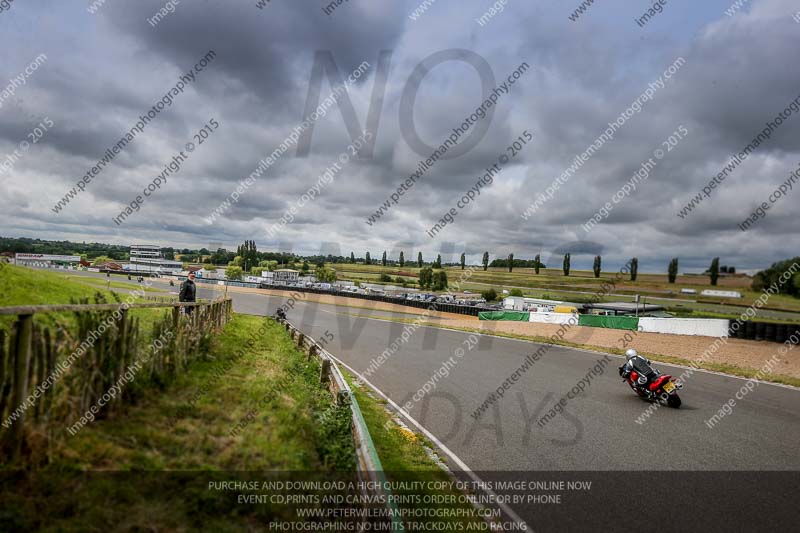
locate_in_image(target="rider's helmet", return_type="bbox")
[625,348,638,361]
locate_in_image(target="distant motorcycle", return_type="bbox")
[620,351,682,408]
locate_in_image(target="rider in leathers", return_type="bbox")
[619,348,658,391]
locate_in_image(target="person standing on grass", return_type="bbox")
[179,272,197,315]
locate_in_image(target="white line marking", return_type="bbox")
[324,350,532,530]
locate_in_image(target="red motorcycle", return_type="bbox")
[620,355,682,408]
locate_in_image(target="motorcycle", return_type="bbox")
[620,359,682,408]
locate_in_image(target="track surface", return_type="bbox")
[203,284,799,472]
[62,271,800,470]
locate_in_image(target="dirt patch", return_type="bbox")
[428,318,799,380]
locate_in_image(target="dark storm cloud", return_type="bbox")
[0,0,798,272]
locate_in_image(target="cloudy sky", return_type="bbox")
[1,0,798,273]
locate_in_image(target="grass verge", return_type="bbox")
[343,370,490,529]
[1,314,356,531]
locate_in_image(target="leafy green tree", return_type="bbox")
[237,240,258,272]
[534,254,541,275]
[481,288,498,301]
[460,253,466,270]
[668,258,678,284]
[380,273,392,282]
[482,251,489,271]
[301,260,309,272]
[433,254,442,268]
[432,270,448,290]
[382,250,387,266]
[365,252,371,265]
[225,265,243,281]
[751,257,800,297]
[258,260,278,271]
[508,253,514,273]
[418,252,423,268]
[563,253,570,276]
[419,267,433,289]
[399,251,405,267]
[91,255,114,266]
[229,256,244,267]
[350,252,355,263]
[251,266,265,276]
[630,257,638,281]
[315,266,337,283]
[509,288,524,297]
[593,255,601,278]
[709,257,720,286]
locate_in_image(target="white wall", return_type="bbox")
[638,317,729,337]
[528,313,578,325]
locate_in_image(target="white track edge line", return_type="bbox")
[323,350,532,531]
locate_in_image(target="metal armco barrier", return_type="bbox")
[277,317,405,532]
[258,282,489,317]
[184,275,490,316]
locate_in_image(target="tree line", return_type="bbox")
[12,236,797,296]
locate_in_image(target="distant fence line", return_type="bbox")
[0,297,232,462]
[186,276,487,316]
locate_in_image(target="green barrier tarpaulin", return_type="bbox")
[578,315,639,330]
[478,311,530,321]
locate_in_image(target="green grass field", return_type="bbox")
[62,274,168,293]
[0,263,120,307]
[0,263,170,337]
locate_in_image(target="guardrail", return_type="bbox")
[276,316,404,532]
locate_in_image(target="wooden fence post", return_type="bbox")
[0,330,7,421]
[320,358,331,384]
[6,314,33,459]
[117,309,128,384]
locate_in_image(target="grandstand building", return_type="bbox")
[125,244,183,274]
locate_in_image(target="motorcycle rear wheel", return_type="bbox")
[667,393,681,408]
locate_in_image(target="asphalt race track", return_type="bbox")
[197,284,800,472]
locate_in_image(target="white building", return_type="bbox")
[700,289,742,298]
[15,253,80,268]
[126,244,183,274]
[273,269,300,283]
